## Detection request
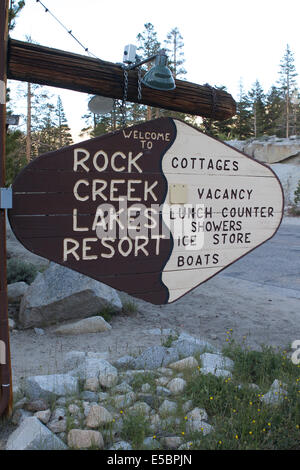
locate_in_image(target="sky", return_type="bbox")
[8,0,300,142]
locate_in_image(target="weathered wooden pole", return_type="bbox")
[0,0,13,418]
[7,39,236,120]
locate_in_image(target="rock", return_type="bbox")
[109,441,132,450]
[7,282,29,303]
[68,429,104,449]
[149,413,161,432]
[146,328,178,336]
[47,418,67,434]
[187,407,208,422]
[34,410,51,425]
[86,405,114,428]
[14,397,28,410]
[11,409,32,426]
[54,316,112,335]
[243,139,300,164]
[161,436,182,449]
[34,328,45,336]
[68,404,81,416]
[200,367,232,378]
[113,355,135,369]
[24,374,79,400]
[6,417,68,450]
[51,407,66,421]
[141,383,151,393]
[168,356,199,371]
[80,391,99,402]
[261,379,288,405]
[8,318,16,330]
[159,399,177,415]
[112,392,136,409]
[19,262,122,328]
[156,367,174,377]
[137,394,159,409]
[200,353,234,373]
[156,386,171,397]
[84,377,99,392]
[132,345,179,369]
[182,400,193,413]
[186,419,213,435]
[25,399,50,412]
[128,401,151,415]
[143,436,162,449]
[156,377,170,387]
[70,358,118,388]
[172,333,217,357]
[167,378,187,394]
[98,392,109,401]
[112,382,133,394]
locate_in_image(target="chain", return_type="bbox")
[137,67,142,101]
[121,67,128,128]
[204,83,217,120]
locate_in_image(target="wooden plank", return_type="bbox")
[7,39,236,120]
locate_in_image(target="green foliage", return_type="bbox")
[182,336,300,450]
[5,129,27,186]
[130,372,157,393]
[120,411,151,449]
[98,303,119,322]
[294,180,300,205]
[8,1,25,31]
[161,333,179,348]
[122,300,138,315]
[7,258,38,285]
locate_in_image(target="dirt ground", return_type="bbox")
[8,265,300,387]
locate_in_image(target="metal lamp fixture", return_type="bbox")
[121,45,176,92]
[141,50,176,91]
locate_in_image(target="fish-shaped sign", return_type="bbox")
[8,118,284,304]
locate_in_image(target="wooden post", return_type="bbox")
[0,0,13,418]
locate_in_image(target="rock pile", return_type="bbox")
[4,333,225,450]
[5,331,288,450]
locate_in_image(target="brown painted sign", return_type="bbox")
[8,118,284,304]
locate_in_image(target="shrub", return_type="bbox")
[7,258,38,285]
[294,179,300,205]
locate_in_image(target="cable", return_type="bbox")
[35,0,102,61]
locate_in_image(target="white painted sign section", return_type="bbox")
[161,120,283,303]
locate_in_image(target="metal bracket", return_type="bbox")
[0,188,12,209]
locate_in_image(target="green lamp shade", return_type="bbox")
[142,54,176,91]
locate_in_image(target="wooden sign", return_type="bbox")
[8,118,284,304]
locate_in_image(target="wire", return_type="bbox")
[35,0,103,61]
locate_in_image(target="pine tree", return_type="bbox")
[277,44,298,137]
[137,23,161,120]
[8,0,25,31]
[201,86,235,139]
[55,96,73,148]
[164,27,187,79]
[265,86,284,136]
[248,80,266,137]
[233,80,253,139]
